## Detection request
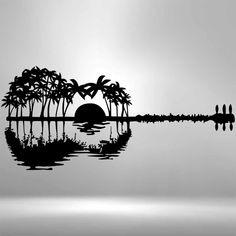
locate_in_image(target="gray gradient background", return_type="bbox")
[0,1,236,235]
[0,0,235,198]
[0,0,235,116]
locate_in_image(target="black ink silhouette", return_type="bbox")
[213,104,234,131]
[3,67,233,130]
[87,126,132,160]
[2,66,235,171]
[82,77,132,118]
[5,126,86,170]
[5,121,132,170]
[2,67,132,121]
[74,121,109,135]
[74,103,106,122]
[134,104,235,131]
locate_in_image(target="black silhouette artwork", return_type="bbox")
[2,66,235,170]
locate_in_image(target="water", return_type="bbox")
[0,120,236,235]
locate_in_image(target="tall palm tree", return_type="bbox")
[123,93,132,117]
[2,67,132,119]
[61,82,76,117]
[70,79,87,99]
[84,75,110,97]
[39,68,51,117]
[46,74,60,117]
[21,67,41,117]
[103,86,115,116]
[2,93,13,117]
[4,77,20,117]
[54,75,67,117]
[62,80,87,117]
[83,75,111,115]
[110,82,125,117]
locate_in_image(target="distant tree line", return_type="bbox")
[2,66,132,118]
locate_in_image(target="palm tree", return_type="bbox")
[83,75,111,115]
[103,85,115,116]
[61,82,75,117]
[110,82,125,117]
[46,74,60,117]
[54,75,67,117]
[39,68,52,117]
[70,79,87,99]
[2,67,132,120]
[112,95,120,117]
[2,93,13,117]
[3,78,20,117]
[21,67,42,117]
[123,93,132,117]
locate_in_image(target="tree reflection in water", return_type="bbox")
[5,121,132,170]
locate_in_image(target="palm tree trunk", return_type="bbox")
[8,105,10,117]
[103,95,110,116]
[47,99,52,117]
[116,105,118,117]
[62,98,65,117]
[40,97,48,117]
[28,100,31,117]
[126,104,129,117]
[64,102,70,117]
[109,101,112,117]
[40,101,44,117]
[10,107,14,117]
[31,100,35,117]
[55,100,60,117]
[40,96,44,117]
[41,102,47,117]
[20,106,23,117]
[121,104,125,117]
[16,107,19,117]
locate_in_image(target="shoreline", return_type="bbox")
[6,113,235,124]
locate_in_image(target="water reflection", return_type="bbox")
[87,127,132,160]
[4,121,132,170]
[73,121,109,135]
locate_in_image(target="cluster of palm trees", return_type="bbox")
[2,66,132,118]
[83,75,132,117]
